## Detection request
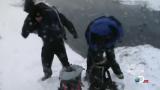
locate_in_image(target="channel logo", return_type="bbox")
[135,76,149,84]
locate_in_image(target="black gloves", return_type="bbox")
[21,30,29,38]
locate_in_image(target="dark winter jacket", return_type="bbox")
[22,3,78,43]
[85,16,123,50]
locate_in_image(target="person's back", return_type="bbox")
[30,3,64,43]
[85,16,124,87]
[22,2,78,42]
[85,16,123,50]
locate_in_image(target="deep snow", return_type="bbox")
[0,0,160,90]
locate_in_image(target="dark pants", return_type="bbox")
[41,39,70,74]
[86,47,122,75]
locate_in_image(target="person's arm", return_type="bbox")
[108,16,124,42]
[22,14,38,38]
[106,17,124,44]
[21,15,31,38]
[59,13,78,38]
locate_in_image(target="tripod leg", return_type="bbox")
[106,70,112,82]
[105,70,118,90]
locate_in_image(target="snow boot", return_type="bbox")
[116,73,124,79]
[64,66,75,72]
[41,67,52,81]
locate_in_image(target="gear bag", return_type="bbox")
[59,65,84,90]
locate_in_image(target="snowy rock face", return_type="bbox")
[46,0,160,57]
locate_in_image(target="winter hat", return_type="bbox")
[24,0,35,13]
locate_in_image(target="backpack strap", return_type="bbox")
[51,6,67,40]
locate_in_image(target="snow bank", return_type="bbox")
[115,45,160,90]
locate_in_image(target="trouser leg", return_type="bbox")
[105,48,122,75]
[41,45,54,75]
[55,42,70,67]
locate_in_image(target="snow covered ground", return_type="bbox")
[1,0,160,90]
[120,0,160,11]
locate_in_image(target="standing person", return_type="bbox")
[85,16,124,81]
[22,0,78,81]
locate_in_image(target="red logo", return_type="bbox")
[143,80,149,83]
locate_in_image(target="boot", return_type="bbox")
[111,63,124,79]
[113,68,124,79]
[41,67,52,81]
[115,73,124,79]
[64,66,74,72]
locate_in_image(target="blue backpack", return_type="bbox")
[85,16,124,50]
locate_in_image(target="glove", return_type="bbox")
[21,31,29,38]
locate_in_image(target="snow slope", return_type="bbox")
[1,0,160,90]
[115,45,160,90]
[120,0,160,11]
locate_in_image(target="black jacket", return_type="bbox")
[22,3,78,43]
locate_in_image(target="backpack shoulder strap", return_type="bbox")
[51,6,67,39]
